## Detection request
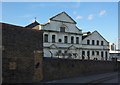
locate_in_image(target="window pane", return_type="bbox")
[101,41,104,45]
[92,51,95,55]
[64,36,68,43]
[82,51,85,56]
[58,39,62,43]
[52,35,55,43]
[105,52,108,60]
[87,51,90,56]
[96,51,99,55]
[76,37,79,44]
[71,36,74,44]
[87,51,90,60]
[87,40,90,45]
[97,40,99,45]
[44,34,48,42]
[92,40,94,45]
[82,51,85,59]
[101,51,104,57]
[60,27,65,32]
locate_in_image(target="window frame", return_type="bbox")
[97,40,99,45]
[64,36,68,43]
[101,51,104,58]
[92,40,95,45]
[60,27,65,32]
[71,36,74,44]
[52,35,56,43]
[92,51,95,56]
[87,40,90,45]
[82,51,85,56]
[76,37,79,44]
[87,51,90,57]
[44,34,48,42]
[58,39,62,43]
[96,51,99,56]
[101,41,104,45]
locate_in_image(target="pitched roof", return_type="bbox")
[1,22,44,32]
[82,32,91,40]
[82,30,109,43]
[50,11,77,24]
[25,20,40,28]
[40,22,50,26]
[1,22,24,29]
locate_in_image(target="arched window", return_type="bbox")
[92,40,95,45]
[76,37,79,44]
[52,35,56,43]
[82,51,85,60]
[96,51,99,55]
[97,40,99,45]
[71,36,74,44]
[87,51,90,60]
[101,41,104,45]
[105,52,108,60]
[44,34,48,42]
[101,51,104,60]
[87,40,90,45]
[64,36,68,43]
[92,51,95,56]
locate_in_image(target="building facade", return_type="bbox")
[26,12,109,60]
[82,31,109,60]
[109,43,120,61]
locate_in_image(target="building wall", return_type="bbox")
[109,43,120,61]
[82,31,109,60]
[43,30,109,60]
[40,12,110,61]
[41,13,83,59]
[43,30,82,59]
[42,57,115,81]
[80,50,108,60]
[2,23,43,83]
[109,53,120,61]
[42,20,81,34]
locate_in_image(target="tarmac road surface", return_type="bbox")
[44,72,119,83]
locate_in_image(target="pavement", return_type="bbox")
[44,72,119,83]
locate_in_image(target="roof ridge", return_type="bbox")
[25,21,40,28]
[49,11,76,24]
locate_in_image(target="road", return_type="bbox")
[45,72,119,83]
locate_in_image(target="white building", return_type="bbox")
[25,12,109,60]
[82,31,109,60]
[109,43,120,61]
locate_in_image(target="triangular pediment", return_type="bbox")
[92,31,109,43]
[83,31,109,43]
[68,45,76,50]
[50,44,58,49]
[50,12,76,24]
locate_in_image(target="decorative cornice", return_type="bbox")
[43,30,82,35]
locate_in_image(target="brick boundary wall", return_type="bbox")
[2,23,43,83]
[42,57,116,81]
